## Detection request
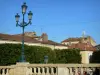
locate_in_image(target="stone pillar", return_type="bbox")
[14,62,29,75]
[9,68,14,75]
[69,68,73,75]
[57,67,69,75]
[28,68,33,75]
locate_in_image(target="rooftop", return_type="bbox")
[68,42,96,51]
[61,36,96,43]
[0,33,66,46]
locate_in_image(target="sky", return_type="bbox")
[0,0,100,44]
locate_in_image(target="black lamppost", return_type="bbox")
[15,2,33,62]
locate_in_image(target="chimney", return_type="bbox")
[41,33,48,42]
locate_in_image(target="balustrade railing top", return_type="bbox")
[28,64,100,67]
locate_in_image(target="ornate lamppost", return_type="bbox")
[15,2,33,62]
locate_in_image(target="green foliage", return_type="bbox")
[90,51,100,63]
[25,46,56,63]
[0,44,21,65]
[0,44,81,65]
[54,49,81,63]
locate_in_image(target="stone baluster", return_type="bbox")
[46,67,49,75]
[37,67,41,75]
[2,69,5,75]
[83,68,87,74]
[89,68,93,75]
[69,68,73,75]
[92,68,95,73]
[91,68,96,75]
[5,69,9,75]
[33,67,37,75]
[42,67,45,75]
[80,68,84,75]
[88,68,93,75]
[86,68,90,74]
[75,68,78,75]
[51,67,54,75]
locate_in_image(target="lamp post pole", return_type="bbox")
[15,2,33,62]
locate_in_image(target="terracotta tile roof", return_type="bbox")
[41,40,66,46]
[0,33,41,43]
[15,34,40,38]
[0,33,66,46]
[61,37,82,42]
[68,43,96,51]
[61,36,96,43]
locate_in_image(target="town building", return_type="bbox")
[0,32,97,63]
[0,32,67,50]
[61,34,96,63]
[68,42,96,63]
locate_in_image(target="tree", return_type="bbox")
[90,51,100,63]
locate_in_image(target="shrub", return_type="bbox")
[0,44,81,65]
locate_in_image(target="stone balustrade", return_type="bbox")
[28,64,100,75]
[0,66,14,75]
[0,63,100,75]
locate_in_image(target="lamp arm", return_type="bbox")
[24,20,32,26]
[16,22,21,27]
[16,22,24,27]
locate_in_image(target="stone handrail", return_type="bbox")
[28,63,100,67]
